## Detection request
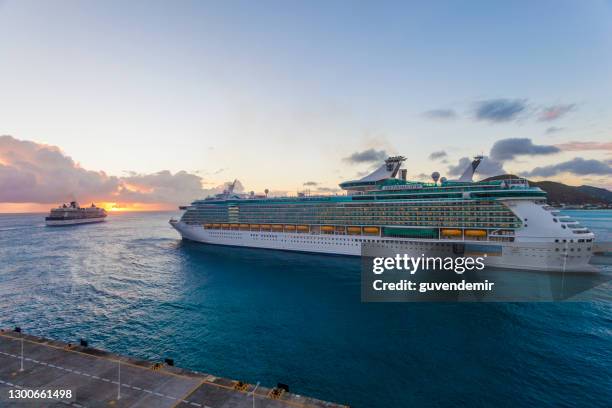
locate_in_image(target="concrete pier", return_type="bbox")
[0,329,347,408]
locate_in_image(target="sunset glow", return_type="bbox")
[97,202,176,212]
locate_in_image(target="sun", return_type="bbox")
[97,202,124,212]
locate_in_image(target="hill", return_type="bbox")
[481,175,612,205]
[576,185,612,203]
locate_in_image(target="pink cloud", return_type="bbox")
[538,104,575,121]
[0,135,226,205]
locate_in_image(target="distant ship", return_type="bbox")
[170,156,596,272]
[45,201,107,226]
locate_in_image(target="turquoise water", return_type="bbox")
[0,210,611,407]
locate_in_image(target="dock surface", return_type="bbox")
[0,330,346,408]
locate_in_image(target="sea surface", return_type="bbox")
[0,210,611,407]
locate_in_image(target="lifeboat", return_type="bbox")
[260,224,271,230]
[297,225,309,232]
[230,224,240,230]
[240,224,250,230]
[465,229,487,237]
[272,225,283,231]
[212,223,221,229]
[321,225,334,232]
[204,223,212,228]
[221,223,230,229]
[284,225,296,231]
[363,226,380,235]
[441,229,462,236]
[347,226,362,235]
[249,224,260,229]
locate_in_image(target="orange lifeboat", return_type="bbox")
[465,229,487,237]
[297,225,309,232]
[363,227,380,235]
[284,225,296,231]
[441,229,462,236]
[321,225,334,232]
[347,226,362,234]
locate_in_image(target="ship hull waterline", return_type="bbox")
[170,221,597,273]
[45,217,107,226]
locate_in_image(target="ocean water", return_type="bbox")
[0,210,611,407]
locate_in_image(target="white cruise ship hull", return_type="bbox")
[46,217,107,226]
[170,221,596,273]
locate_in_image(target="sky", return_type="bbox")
[0,0,611,212]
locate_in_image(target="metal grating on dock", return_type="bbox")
[0,329,347,408]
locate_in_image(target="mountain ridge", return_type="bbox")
[480,175,612,205]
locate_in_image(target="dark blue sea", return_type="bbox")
[1,210,611,407]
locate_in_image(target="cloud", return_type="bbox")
[555,141,612,151]
[423,109,456,120]
[0,135,120,203]
[538,104,575,122]
[117,171,222,204]
[303,181,318,186]
[447,156,506,178]
[314,186,341,193]
[343,148,388,164]
[444,137,610,181]
[0,135,220,205]
[545,126,564,134]
[428,150,448,160]
[474,98,527,123]
[522,158,612,177]
[490,138,560,161]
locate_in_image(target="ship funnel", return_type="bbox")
[458,155,483,182]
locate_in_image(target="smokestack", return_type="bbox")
[400,169,407,181]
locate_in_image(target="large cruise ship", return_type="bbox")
[170,156,596,272]
[45,201,107,226]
